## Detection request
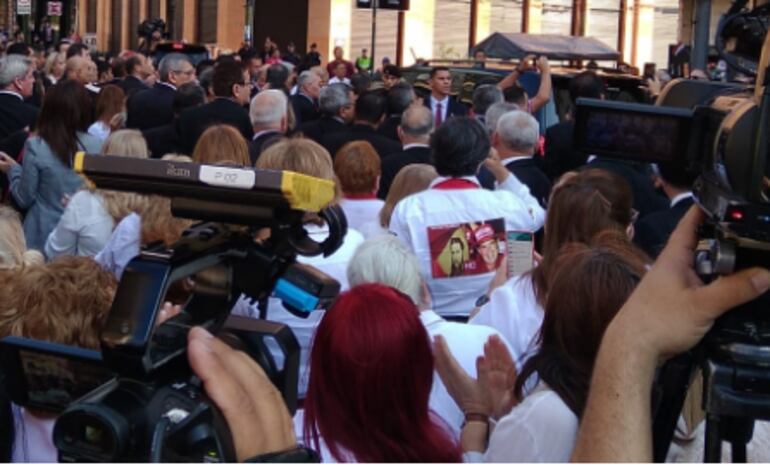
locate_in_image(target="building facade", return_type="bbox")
[69,0,742,70]
[74,0,246,54]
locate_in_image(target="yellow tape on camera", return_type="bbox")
[280,171,335,212]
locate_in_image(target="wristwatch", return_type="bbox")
[245,446,321,463]
[475,294,490,307]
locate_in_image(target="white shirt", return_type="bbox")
[339,197,384,232]
[470,274,543,370]
[232,225,365,397]
[671,191,694,208]
[0,90,23,100]
[328,76,351,86]
[357,220,388,239]
[253,129,280,141]
[87,121,111,141]
[11,404,57,463]
[464,384,578,463]
[95,212,141,279]
[44,190,115,259]
[430,95,450,123]
[420,309,512,438]
[389,175,544,317]
[403,143,430,151]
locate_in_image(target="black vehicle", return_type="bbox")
[151,42,210,67]
[400,33,649,127]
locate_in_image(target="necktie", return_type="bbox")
[435,102,443,127]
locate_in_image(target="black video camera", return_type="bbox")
[574,3,770,459]
[137,18,166,40]
[42,155,346,462]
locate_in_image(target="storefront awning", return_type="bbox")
[471,32,620,61]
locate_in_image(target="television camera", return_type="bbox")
[574,0,770,460]
[2,154,346,462]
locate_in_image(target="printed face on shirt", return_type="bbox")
[478,239,500,271]
[427,219,506,279]
[450,240,464,273]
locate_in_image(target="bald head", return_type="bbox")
[398,105,433,144]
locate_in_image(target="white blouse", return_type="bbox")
[44,190,114,260]
[469,274,543,370]
[464,384,578,463]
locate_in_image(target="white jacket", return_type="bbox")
[389,174,544,317]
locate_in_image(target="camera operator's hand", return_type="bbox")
[188,327,297,462]
[571,206,770,462]
[610,206,770,361]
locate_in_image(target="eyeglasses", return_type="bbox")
[173,69,195,76]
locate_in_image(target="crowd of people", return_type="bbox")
[0,34,769,463]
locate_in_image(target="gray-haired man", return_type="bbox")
[0,55,38,140]
[127,52,195,130]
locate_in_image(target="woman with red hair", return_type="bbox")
[303,284,461,462]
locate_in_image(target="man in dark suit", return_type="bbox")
[119,54,152,98]
[127,53,195,131]
[423,66,468,128]
[544,70,604,180]
[378,105,433,199]
[0,55,38,141]
[585,157,668,220]
[248,89,288,164]
[177,61,253,155]
[290,70,321,126]
[299,83,354,145]
[633,163,696,258]
[377,82,416,142]
[321,91,401,160]
[478,110,551,208]
[142,82,206,158]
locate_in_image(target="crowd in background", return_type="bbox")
[0,31,769,463]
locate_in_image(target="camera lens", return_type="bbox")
[54,406,127,460]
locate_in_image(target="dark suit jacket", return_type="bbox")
[177,98,254,154]
[584,158,669,220]
[378,145,432,199]
[477,157,552,208]
[543,120,586,181]
[248,130,284,165]
[299,116,348,145]
[143,123,180,159]
[290,93,319,126]
[0,93,38,140]
[119,75,150,98]
[634,196,694,258]
[321,124,401,160]
[423,96,468,120]
[127,82,176,131]
[377,115,401,142]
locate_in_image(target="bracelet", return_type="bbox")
[464,412,489,424]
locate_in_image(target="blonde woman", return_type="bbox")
[0,206,43,270]
[43,51,65,87]
[191,124,251,166]
[234,138,365,398]
[44,130,150,259]
[371,163,438,236]
[95,154,194,279]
